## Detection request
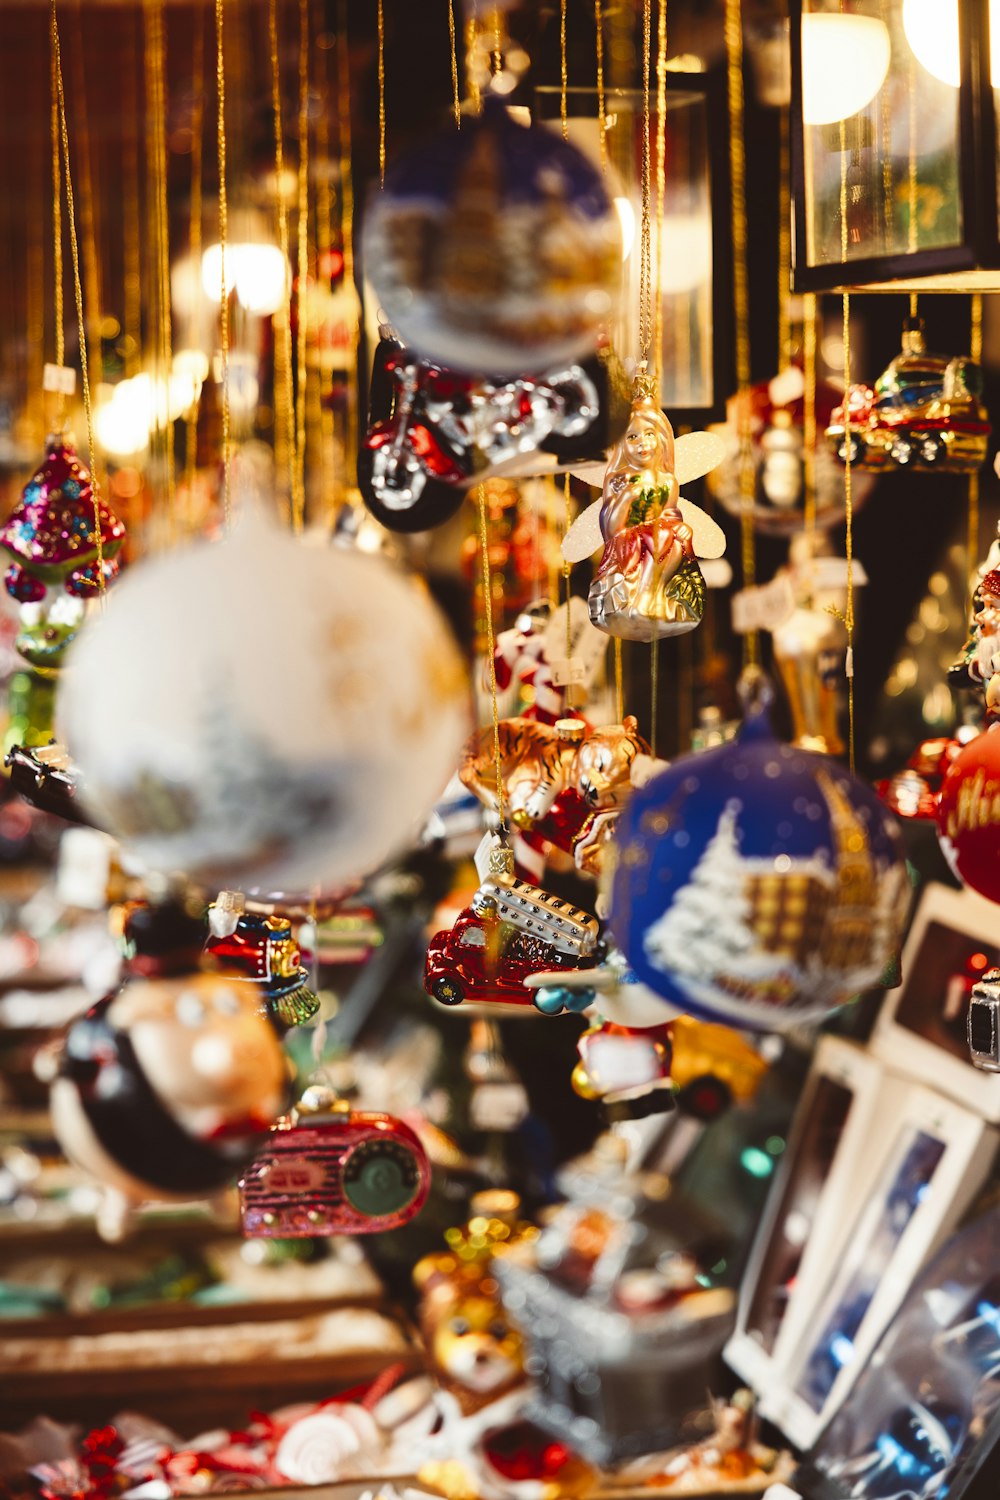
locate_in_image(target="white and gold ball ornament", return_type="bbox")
[57,510,468,894]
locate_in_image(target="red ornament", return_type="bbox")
[937,724,1000,903]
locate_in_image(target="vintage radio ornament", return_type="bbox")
[826,319,990,475]
[238,1085,431,1237]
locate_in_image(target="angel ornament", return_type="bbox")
[563,385,727,644]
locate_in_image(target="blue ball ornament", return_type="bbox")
[609,706,910,1030]
[363,99,621,377]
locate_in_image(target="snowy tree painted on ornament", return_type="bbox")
[644,802,760,977]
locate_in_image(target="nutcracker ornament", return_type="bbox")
[238,1084,431,1238]
[1,435,125,746]
[826,319,990,474]
[561,384,727,643]
[205,892,319,1031]
[49,899,290,1239]
[610,683,910,1030]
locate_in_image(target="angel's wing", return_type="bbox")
[678,497,726,559]
[561,498,604,562]
[674,430,726,485]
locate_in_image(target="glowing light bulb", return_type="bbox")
[201,243,288,316]
[902,0,1000,88]
[800,13,891,125]
[614,197,636,262]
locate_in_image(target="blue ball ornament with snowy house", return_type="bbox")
[608,706,910,1030]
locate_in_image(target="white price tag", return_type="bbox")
[731,573,797,635]
[550,657,586,687]
[808,554,869,591]
[544,597,607,689]
[43,363,77,395]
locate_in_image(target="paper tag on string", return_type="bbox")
[731,574,797,635]
[43,363,76,396]
[544,597,607,689]
[550,657,587,687]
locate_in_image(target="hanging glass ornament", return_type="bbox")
[57,507,468,896]
[609,689,910,1030]
[705,369,875,534]
[459,714,650,880]
[364,99,621,378]
[561,386,726,644]
[238,1084,431,1238]
[826,320,990,475]
[0,434,126,745]
[205,893,319,1031]
[357,329,619,532]
[425,853,600,1009]
[49,899,290,1235]
[936,724,1000,904]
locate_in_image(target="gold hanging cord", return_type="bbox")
[144,0,176,522]
[595,0,607,172]
[448,0,462,127]
[969,294,983,572]
[335,0,359,481]
[638,0,653,367]
[560,0,569,139]
[214,0,231,523]
[50,0,104,591]
[268,0,297,515]
[653,0,667,384]
[838,116,855,774]
[377,0,386,185]
[477,484,507,833]
[294,0,309,528]
[723,0,757,667]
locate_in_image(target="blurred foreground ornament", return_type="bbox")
[610,688,910,1030]
[1,435,125,745]
[562,388,726,643]
[57,506,468,896]
[50,899,289,1237]
[495,1144,737,1464]
[937,724,1000,904]
[364,100,620,377]
[238,1085,431,1237]
[826,321,990,474]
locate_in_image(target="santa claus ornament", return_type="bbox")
[937,724,1000,904]
[610,693,910,1030]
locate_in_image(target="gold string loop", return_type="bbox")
[477,484,506,834]
[214,0,231,523]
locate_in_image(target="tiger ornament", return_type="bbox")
[459,715,652,880]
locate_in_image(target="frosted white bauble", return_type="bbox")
[57,511,468,894]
